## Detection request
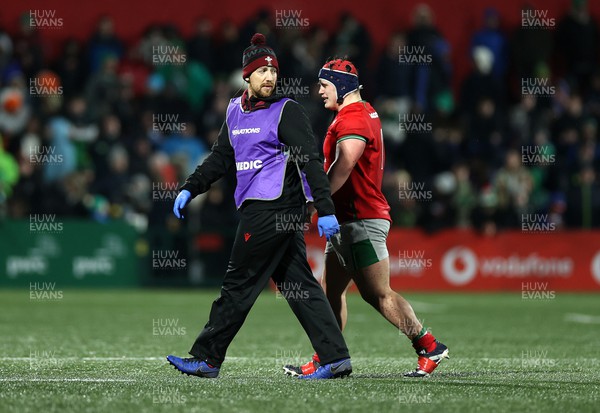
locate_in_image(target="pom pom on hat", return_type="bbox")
[242,33,279,79]
[250,33,266,46]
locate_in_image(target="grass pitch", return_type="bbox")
[1,290,598,412]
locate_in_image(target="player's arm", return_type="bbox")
[279,100,335,217]
[180,120,234,198]
[327,136,366,195]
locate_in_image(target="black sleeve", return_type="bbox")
[180,120,234,198]
[278,100,335,217]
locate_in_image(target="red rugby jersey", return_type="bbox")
[323,101,391,223]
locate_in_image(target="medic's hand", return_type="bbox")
[317,215,340,241]
[173,190,192,219]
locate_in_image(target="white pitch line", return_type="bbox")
[565,313,600,324]
[2,356,599,366]
[1,356,406,362]
[0,357,164,361]
[0,356,447,362]
[0,378,136,382]
[1,357,276,361]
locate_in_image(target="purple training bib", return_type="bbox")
[226,96,313,208]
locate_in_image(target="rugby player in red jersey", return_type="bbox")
[284,59,449,378]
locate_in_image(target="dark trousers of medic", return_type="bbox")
[189,205,350,367]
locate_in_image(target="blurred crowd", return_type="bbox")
[0,2,599,234]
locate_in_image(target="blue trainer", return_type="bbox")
[298,358,352,379]
[166,355,220,378]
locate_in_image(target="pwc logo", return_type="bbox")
[236,159,263,171]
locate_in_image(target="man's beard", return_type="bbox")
[250,83,275,98]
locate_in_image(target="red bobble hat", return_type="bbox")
[242,33,279,79]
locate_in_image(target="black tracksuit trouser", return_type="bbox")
[189,206,350,367]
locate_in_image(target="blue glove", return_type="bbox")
[173,190,192,219]
[317,215,340,240]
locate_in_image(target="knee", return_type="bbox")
[360,288,393,309]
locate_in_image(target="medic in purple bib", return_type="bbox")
[166,33,352,380]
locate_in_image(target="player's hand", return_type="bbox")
[173,190,192,219]
[317,215,340,240]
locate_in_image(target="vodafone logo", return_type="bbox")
[441,247,477,285]
[590,252,600,285]
[441,247,573,286]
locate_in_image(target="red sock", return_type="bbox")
[412,331,436,353]
[312,353,320,363]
